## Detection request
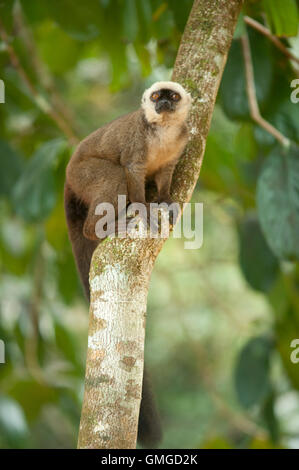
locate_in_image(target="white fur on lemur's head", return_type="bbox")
[141,81,192,125]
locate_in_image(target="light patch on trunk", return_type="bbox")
[94,422,109,433]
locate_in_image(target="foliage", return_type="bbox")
[0,0,299,449]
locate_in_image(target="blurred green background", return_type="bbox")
[1,0,299,449]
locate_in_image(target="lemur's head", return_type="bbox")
[141,81,192,125]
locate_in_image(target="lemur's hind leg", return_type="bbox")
[64,184,98,299]
[68,160,128,241]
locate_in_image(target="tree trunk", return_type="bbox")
[77,0,242,449]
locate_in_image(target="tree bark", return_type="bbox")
[77,0,243,449]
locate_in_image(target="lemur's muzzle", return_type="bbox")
[155,99,174,114]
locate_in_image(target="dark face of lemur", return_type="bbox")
[141,81,191,125]
[150,88,181,114]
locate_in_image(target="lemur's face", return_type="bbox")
[141,81,192,124]
[150,88,181,114]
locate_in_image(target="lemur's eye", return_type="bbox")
[171,92,181,101]
[151,92,160,101]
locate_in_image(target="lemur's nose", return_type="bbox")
[155,99,172,113]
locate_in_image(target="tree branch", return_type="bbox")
[241,32,290,148]
[244,16,299,66]
[78,0,243,449]
[0,18,79,146]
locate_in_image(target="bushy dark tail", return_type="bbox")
[64,184,162,448]
[138,368,162,448]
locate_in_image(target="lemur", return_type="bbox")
[64,81,191,447]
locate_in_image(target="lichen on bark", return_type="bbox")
[78,0,243,450]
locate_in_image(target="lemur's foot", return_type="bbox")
[152,199,180,227]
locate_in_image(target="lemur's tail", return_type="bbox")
[64,183,162,448]
[138,368,163,448]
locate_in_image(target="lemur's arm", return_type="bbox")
[154,162,177,203]
[120,142,148,204]
[125,162,147,204]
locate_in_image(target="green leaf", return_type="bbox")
[203,106,252,196]
[0,0,14,33]
[168,0,193,33]
[235,336,273,409]
[45,198,68,250]
[136,0,152,43]
[54,317,82,369]
[220,31,273,120]
[233,12,246,39]
[134,43,151,76]
[0,395,28,447]
[270,99,299,145]
[95,3,129,90]
[123,0,139,42]
[262,392,279,444]
[0,141,24,199]
[12,139,66,222]
[238,214,279,292]
[21,0,101,41]
[8,380,58,422]
[262,0,299,37]
[0,206,34,276]
[234,124,257,161]
[36,24,83,75]
[257,144,299,260]
[56,247,81,304]
[19,0,49,25]
[152,2,174,40]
